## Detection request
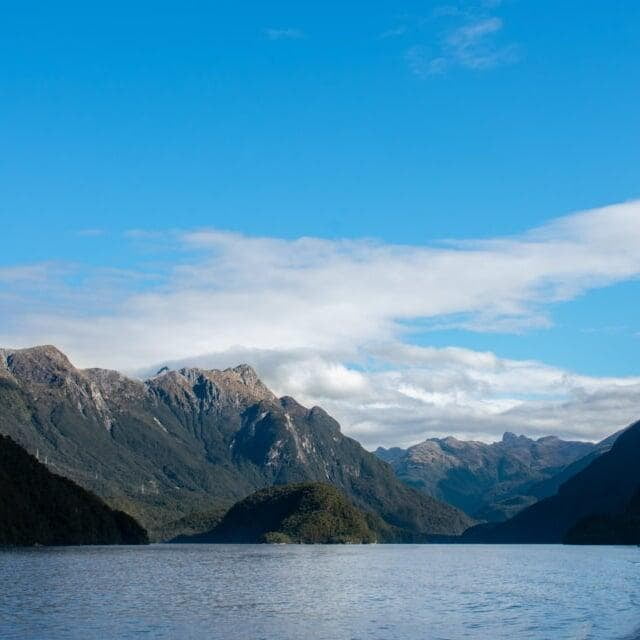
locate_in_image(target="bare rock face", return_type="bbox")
[148,364,276,416]
[85,368,146,400]
[1,346,124,432]
[0,345,473,541]
[3,345,76,385]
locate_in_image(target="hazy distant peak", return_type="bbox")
[377,429,599,521]
[501,431,521,443]
[536,435,561,443]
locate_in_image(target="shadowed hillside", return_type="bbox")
[0,435,148,546]
[564,489,640,545]
[463,420,640,543]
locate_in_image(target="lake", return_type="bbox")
[0,544,638,639]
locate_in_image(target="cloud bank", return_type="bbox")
[147,343,640,449]
[1,200,639,447]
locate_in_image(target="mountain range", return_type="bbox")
[2,344,637,546]
[463,419,640,543]
[376,431,613,521]
[0,345,471,541]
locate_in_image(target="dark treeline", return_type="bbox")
[0,435,148,546]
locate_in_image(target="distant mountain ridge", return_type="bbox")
[463,419,640,543]
[0,345,472,540]
[376,431,605,521]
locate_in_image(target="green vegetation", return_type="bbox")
[0,435,148,546]
[197,483,381,544]
[0,347,472,541]
[155,507,227,542]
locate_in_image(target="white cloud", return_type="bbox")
[445,17,517,70]
[1,200,640,447]
[0,263,67,284]
[407,7,518,76]
[141,343,640,449]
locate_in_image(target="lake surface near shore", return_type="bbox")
[1,544,638,639]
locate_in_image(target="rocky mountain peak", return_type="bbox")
[83,367,146,402]
[378,429,599,522]
[230,363,260,383]
[2,345,76,384]
[279,395,304,411]
[501,431,528,445]
[440,436,465,448]
[146,363,277,413]
[208,365,277,404]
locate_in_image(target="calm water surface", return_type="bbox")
[0,544,638,639]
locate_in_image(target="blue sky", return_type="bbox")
[1,1,639,445]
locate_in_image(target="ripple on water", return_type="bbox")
[0,544,638,640]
